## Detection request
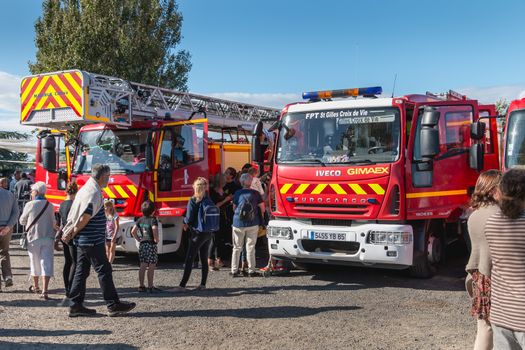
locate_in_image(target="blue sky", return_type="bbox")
[1,0,525,131]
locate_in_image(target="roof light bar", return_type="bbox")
[302,86,382,100]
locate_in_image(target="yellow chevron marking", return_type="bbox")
[149,192,155,202]
[294,184,310,194]
[311,184,328,195]
[127,185,138,196]
[349,184,367,195]
[103,187,117,198]
[21,77,37,103]
[280,184,292,194]
[22,76,49,118]
[53,75,82,113]
[114,185,130,198]
[330,184,347,195]
[369,184,385,195]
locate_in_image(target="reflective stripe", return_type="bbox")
[127,185,138,196]
[311,184,328,195]
[329,184,347,195]
[113,185,130,199]
[294,184,310,194]
[349,184,367,195]
[369,184,385,195]
[280,184,293,194]
[103,187,117,198]
[406,189,467,199]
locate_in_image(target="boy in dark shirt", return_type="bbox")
[131,201,159,293]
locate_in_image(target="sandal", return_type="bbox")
[28,285,41,294]
[40,292,49,300]
[138,286,147,293]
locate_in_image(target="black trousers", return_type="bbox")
[69,243,119,308]
[180,231,213,287]
[62,242,77,297]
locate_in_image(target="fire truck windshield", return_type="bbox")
[73,129,150,174]
[276,107,401,165]
[505,110,525,168]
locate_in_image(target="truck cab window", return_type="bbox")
[158,129,173,191]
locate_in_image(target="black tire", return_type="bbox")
[408,221,442,278]
[408,252,433,278]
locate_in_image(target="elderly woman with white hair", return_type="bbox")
[19,181,55,299]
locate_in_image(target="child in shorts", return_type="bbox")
[104,200,120,264]
[131,201,160,293]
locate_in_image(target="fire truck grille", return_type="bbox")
[312,219,353,227]
[300,240,360,255]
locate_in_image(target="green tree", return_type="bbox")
[495,98,509,117]
[0,131,30,176]
[30,0,191,91]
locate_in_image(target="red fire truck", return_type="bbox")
[502,97,525,171]
[20,70,279,255]
[253,87,499,277]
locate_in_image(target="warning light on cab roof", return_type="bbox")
[302,86,382,100]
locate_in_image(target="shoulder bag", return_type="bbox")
[20,201,50,250]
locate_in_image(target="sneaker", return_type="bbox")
[229,271,242,278]
[248,271,259,278]
[59,297,72,307]
[69,304,97,317]
[195,285,206,291]
[4,277,13,288]
[108,301,136,317]
[241,269,249,277]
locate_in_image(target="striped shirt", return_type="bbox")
[74,203,107,247]
[485,210,525,332]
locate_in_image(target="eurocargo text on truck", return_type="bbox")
[252,87,499,277]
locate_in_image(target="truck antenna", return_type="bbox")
[391,73,397,98]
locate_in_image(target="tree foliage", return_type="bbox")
[495,98,509,117]
[30,0,191,90]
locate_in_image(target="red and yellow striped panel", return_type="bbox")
[20,71,84,122]
[279,183,385,196]
[103,184,139,199]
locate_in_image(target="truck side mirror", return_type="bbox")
[252,121,264,163]
[469,143,484,172]
[145,132,154,171]
[419,107,440,158]
[42,135,57,172]
[470,122,485,140]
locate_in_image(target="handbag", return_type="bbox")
[20,201,50,250]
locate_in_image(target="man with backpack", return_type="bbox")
[230,173,265,277]
[172,177,220,291]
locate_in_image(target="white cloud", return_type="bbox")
[207,92,301,109]
[457,84,525,104]
[0,71,21,113]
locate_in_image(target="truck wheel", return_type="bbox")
[409,221,442,278]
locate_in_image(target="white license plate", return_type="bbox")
[309,231,347,241]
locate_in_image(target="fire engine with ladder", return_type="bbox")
[252,86,499,277]
[20,69,279,255]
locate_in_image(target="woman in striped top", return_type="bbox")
[485,168,525,349]
[466,169,502,350]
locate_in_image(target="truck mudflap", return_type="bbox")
[267,219,413,268]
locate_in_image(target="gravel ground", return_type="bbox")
[0,240,475,350]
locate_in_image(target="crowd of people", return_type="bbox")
[466,168,525,349]
[1,164,524,340]
[0,162,272,317]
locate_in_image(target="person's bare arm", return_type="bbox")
[152,225,159,244]
[62,213,92,243]
[131,225,140,241]
[111,217,120,243]
[258,202,266,217]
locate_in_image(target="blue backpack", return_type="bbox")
[196,197,220,233]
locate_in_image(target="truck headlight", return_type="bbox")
[369,231,411,245]
[267,226,293,240]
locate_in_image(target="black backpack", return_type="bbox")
[238,195,255,222]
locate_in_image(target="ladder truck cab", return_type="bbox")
[503,97,525,171]
[253,87,499,277]
[20,70,279,255]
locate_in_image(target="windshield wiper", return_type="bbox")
[281,158,326,167]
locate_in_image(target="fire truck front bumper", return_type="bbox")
[267,219,414,269]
